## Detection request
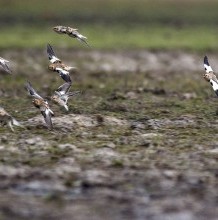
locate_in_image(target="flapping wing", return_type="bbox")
[209,79,218,97]
[47,44,61,63]
[69,30,90,47]
[204,56,213,74]
[56,82,72,95]
[25,81,43,99]
[0,59,12,74]
[0,57,10,62]
[56,68,72,83]
[77,37,90,48]
[41,108,53,130]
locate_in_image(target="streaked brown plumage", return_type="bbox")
[51,82,80,111]
[53,25,90,47]
[47,43,75,83]
[0,106,23,131]
[203,55,218,96]
[26,82,54,130]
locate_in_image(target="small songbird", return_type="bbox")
[25,82,54,130]
[51,82,80,111]
[53,25,90,47]
[0,57,12,74]
[203,55,218,96]
[47,43,75,83]
[0,106,23,131]
[53,25,68,34]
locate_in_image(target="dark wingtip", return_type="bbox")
[61,74,72,83]
[25,81,31,89]
[204,55,209,65]
[47,43,56,57]
[47,43,52,50]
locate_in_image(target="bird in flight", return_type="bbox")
[47,43,75,83]
[0,57,12,74]
[51,82,80,111]
[25,82,54,130]
[203,55,218,96]
[0,106,23,131]
[53,25,90,47]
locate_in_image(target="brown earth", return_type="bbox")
[0,49,217,220]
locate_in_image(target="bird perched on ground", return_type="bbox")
[0,106,23,131]
[53,25,90,47]
[25,82,54,130]
[47,43,75,83]
[203,56,218,96]
[51,82,80,111]
[0,57,12,74]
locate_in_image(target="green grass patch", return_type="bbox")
[0,24,218,51]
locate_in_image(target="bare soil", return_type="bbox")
[0,49,217,220]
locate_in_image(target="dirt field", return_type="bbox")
[0,49,217,220]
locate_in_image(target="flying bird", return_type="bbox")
[0,57,12,74]
[53,25,90,47]
[203,55,218,96]
[25,82,54,130]
[53,25,68,34]
[0,106,23,131]
[51,82,80,111]
[47,43,75,83]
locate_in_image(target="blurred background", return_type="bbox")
[0,0,218,50]
[0,1,218,220]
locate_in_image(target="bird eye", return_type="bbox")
[205,68,207,70]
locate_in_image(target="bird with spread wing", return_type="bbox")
[51,82,80,111]
[53,26,90,47]
[47,43,76,83]
[0,106,23,131]
[203,56,218,96]
[25,82,54,130]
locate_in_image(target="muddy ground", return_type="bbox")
[0,49,217,220]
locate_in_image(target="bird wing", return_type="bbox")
[25,81,43,99]
[0,57,10,62]
[56,82,72,95]
[209,79,218,97]
[41,108,53,130]
[70,31,90,47]
[0,60,12,73]
[77,37,90,48]
[47,43,61,63]
[204,56,213,74]
[204,56,218,83]
[56,68,72,83]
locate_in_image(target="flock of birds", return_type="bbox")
[0,25,89,131]
[0,25,218,132]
